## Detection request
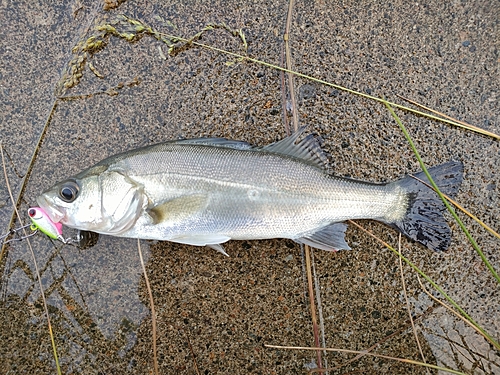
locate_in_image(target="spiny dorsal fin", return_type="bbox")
[261,126,330,170]
[173,129,330,170]
[172,138,253,150]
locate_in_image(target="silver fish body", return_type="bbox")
[37,130,463,252]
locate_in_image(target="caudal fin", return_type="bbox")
[391,161,463,252]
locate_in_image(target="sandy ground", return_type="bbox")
[0,0,499,374]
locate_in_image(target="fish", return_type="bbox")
[36,128,463,253]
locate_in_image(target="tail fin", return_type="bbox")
[390,161,463,252]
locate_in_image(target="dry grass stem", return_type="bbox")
[396,94,500,140]
[183,327,201,375]
[398,234,430,375]
[311,249,329,373]
[265,344,467,375]
[1,144,62,374]
[137,239,159,375]
[304,245,324,373]
[284,0,299,133]
[415,273,490,344]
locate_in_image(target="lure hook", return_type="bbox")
[0,223,38,245]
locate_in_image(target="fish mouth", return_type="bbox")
[36,195,65,223]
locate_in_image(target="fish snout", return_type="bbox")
[36,194,65,223]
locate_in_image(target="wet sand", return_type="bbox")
[0,1,499,374]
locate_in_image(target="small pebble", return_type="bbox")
[299,84,316,100]
[462,40,471,47]
[329,89,339,97]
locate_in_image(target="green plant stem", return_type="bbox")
[0,145,62,374]
[265,344,468,375]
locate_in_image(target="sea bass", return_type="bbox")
[37,129,463,253]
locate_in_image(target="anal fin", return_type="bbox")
[296,222,351,251]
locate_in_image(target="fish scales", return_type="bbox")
[108,143,400,238]
[37,131,463,252]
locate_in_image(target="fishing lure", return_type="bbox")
[28,207,65,242]
[0,207,83,246]
[27,207,97,246]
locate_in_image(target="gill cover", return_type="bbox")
[97,171,145,234]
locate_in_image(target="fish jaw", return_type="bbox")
[36,194,66,224]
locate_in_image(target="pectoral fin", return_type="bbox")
[169,234,231,256]
[296,222,351,251]
[147,194,208,225]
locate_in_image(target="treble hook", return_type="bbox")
[0,223,38,245]
[1,207,63,246]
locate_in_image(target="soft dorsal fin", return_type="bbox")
[172,138,253,150]
[261,127,330,170]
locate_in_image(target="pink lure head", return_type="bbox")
[28,207,63,239]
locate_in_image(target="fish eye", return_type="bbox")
[59,180,80,203]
